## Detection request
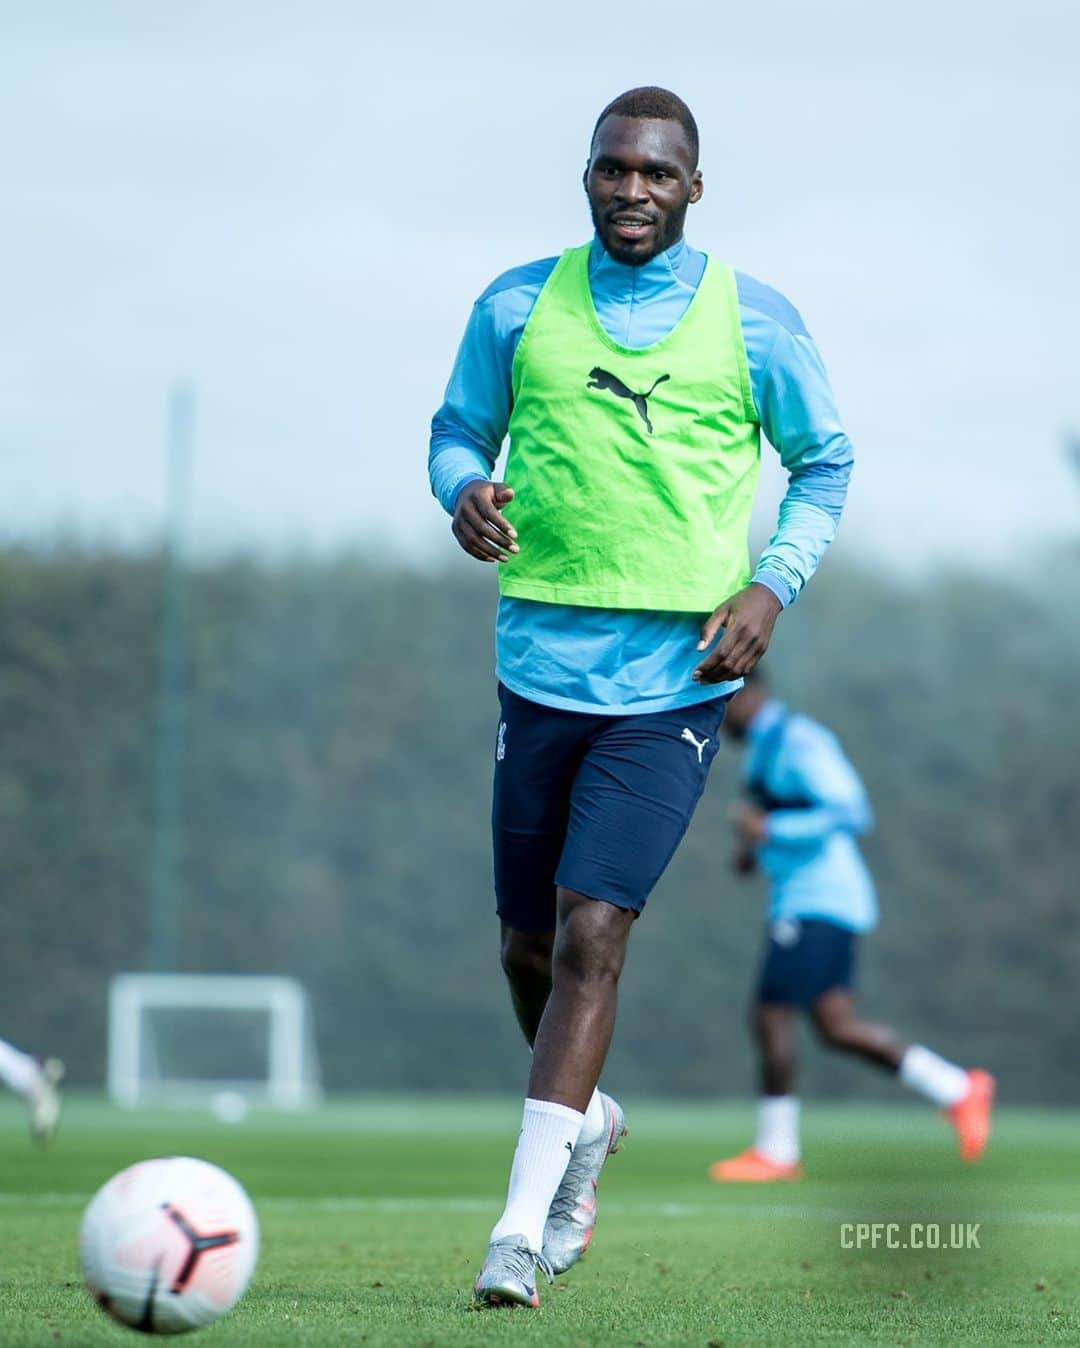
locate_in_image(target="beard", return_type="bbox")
[589,192,690,266]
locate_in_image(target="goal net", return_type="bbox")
[107,974,322,1109]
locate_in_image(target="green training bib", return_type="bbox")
[498,243,760,612]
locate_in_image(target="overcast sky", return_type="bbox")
[2,1,1078,576]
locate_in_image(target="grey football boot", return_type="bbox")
[542,1093,627,1274]
[474,1234,554,1307]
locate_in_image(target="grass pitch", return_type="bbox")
[0,1095,1077,1346]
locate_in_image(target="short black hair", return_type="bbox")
[591,87,700,166]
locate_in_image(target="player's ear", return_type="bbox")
[689,169,703,205]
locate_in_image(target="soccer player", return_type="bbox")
[429,87,854,1306]
[708,672,995,1182]
[0,1036,63,1143]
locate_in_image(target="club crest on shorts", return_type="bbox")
[771,918,802,948]
[496,721,507,761]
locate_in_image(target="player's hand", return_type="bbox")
[693,582,782,683]
[731,802,769,846]
[732,845,757,876]
[451,480,519,563]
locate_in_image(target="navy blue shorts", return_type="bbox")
[756,918,857,1007]
[493,684,728,932]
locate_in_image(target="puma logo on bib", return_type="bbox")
[587,367,670,435]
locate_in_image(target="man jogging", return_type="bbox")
[429,87,854,1306]
[709,673,995,1182]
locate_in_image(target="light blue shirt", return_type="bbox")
[745,698,878,932]
[429,237,853,714]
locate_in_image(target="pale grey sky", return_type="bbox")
[2,1,1078,574]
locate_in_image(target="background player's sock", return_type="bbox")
[0,1037,39,1094]
[898,1045,969,1106]
[755,1095,801,1164]
[575,1088,606,1147]
[490,1098,584,1250]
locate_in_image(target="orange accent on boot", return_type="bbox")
[708,1147,803,1182]
[946,1069,996,1163]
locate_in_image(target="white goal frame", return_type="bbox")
[107,974,322,1109]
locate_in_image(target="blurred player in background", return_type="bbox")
[0,1035,63,1143]
[430,86,855,1306]
[709,671,994,1182]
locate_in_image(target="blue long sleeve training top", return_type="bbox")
[429,237,853,715]
[745,698,878,932]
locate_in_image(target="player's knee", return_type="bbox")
[760,1032,792,1068]
[554,933,622,987]
[499,928,553,985]
[552,922,624,987]
[753,1004,788,1048]
[551,891,633,987]
[813,1012,853,1050]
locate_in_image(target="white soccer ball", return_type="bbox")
[80,1157,259,1335]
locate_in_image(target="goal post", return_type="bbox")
[107,974,322,1109]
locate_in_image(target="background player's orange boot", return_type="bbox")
[946,1069,996,1162]
[708,1147,803,1182]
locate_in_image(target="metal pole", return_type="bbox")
[149,381,194,972]
[1066,432,1080,492]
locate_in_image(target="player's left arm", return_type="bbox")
[694,302,853,683]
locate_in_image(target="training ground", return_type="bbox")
[1,1095,1077,1346]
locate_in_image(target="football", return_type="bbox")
[80,1157,259,1334]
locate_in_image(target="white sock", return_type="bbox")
[754,1095,801,1164]
[576,1088,606,1147]
[0,1038,39,1094]
[526,1043,606,1147]
[899,1045,969,1107]
[490,1099,584,1250]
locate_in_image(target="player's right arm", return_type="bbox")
[429,261,554,563]
[729,804,762,876]
[732,842,758,876]
[452,479,518,564]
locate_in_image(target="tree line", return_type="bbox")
[0,543,1076,1101]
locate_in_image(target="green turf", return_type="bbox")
[0,1095,1077,1346]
